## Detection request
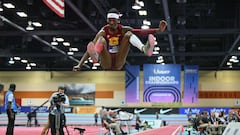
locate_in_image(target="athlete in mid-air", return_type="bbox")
[73,8,167,71]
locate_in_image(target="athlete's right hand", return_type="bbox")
[73,65,80,71]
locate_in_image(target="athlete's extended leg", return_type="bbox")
[143,34,156,57]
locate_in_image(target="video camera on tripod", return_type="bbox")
[53,93,66,103]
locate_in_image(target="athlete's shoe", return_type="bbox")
[143,34,156,57]
[87,42,99,63]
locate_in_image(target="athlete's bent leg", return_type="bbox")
[95,36,112,70]
[115,31,132,69]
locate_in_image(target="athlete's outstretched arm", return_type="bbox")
[73,51,90,71]
[131,20,167,35]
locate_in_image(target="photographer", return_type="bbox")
[49,86,69,135]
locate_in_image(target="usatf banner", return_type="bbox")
[143,64,181,102]
[125,65,140,103]
[183,65,199,103]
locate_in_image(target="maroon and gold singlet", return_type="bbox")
[103,24,123,54]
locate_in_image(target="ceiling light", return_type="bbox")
[158,56,163,59]
[138,1,144,7]
[238,46,240,50]
[30,63,36,66]
[3,3,15,9]
[132,0,141,10]
[51,41,58,45]
[51,37,58,45]
[154,47,160,51]
[156,59,164,63]
[69,47,78,52]
[67,51,74,55]
[231,56,237,59]
[139,10,147,16]
[16,11,28,17]
[153,51,159,54]
[89,59,93,63]
[93,63,100,66]
[13,56,21,60]
[92,66,97,70]
[227,62,232,66]
[141,25,149,29]
[26,21,34,31]
[143,20,151,25]
[8,58,14,64]
[0,2,2,12]
[32,22,42,27]
[21,59,28,63]
[63,42,70,46]
[26,64,31,70]
[56,37,64,42]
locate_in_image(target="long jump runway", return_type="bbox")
[0,125,182,135]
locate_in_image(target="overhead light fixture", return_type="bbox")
[132,0,141,10]
[21,59,28,63]
[93,63,100,66]
[139,10,147,16]
[156,59,164,63]
[69,47,78,52]
[56,37,64,42]
[16,11,28,17]
[8,58,15,64]
[92,66,97,70]
[13,56,21,60]
[153,51,159,55]
[67,51,74,55]
[141,25,149,29]
[26,64,31,70]
[238,46,240,50]
[30,63,36,66]
[26,21,34,31]
[32,22,42,27]
[0,2,3,12]
[143,20,151,25]
[3,3,15,9]
[51,37,58,45]
[63,42,70,46]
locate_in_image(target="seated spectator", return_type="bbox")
[193,113,201,131]
[208,111,217,125]
[227,110,240,122]
[217,111,227,125]
[102,110,123,135]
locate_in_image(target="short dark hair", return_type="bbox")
[58,86,66,91]
[108,8,119,14]
[9,84,16,91]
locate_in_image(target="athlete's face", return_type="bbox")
[107,18,119,30]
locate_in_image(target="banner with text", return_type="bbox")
[183,65,199,103]
[125,65,140,103]
[143,64,181,102]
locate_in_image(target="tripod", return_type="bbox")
[46,113,70,135]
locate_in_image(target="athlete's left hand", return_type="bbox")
[158,20,167,32]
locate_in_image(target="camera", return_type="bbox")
[53,93,66,103]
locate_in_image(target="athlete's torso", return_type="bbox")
[103,24,123,53]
